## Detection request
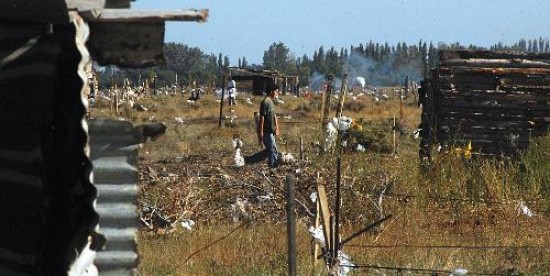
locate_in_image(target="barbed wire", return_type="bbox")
[345,244,550,250]
[345,263,503,275]
[345,191,550,213]
[164,220,253,275]
[387,192,547,205]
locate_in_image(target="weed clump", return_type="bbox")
[345,120,393,153]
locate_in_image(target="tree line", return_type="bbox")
[96,37,550,90]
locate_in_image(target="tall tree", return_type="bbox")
[262,42,293,73]
[325,46,341,76]
[532,39,539,53]
[312,46,326,74]
[161,43,206,86]
[298,54,311,86]
[223,55,230,69]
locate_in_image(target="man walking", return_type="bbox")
[244,84,280,170]
[259,84,279,168]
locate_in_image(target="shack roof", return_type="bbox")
[0,0,209,67]
[228,67,284,79]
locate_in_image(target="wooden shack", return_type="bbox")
[228,67,298,95]
[420,50,550,157]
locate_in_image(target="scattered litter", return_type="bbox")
[309,216,355,275]
[355,144,365,152]
[517,201,534,217]
[232,138,244,149]
[233,138,245,167]
[413,128,421,139]
[334,116,353,131]
[336,251,355,276]
[325,121,337,151]
[257,192,273,202]
[451,268,468,275]
[231,198,251,222]
[308,226,325,245]
[180,219,195,230]
[278,152,296,164]
[234,149,245,167]
[309,192,317,203]
[82,264,98,276]
[135,104,148,111]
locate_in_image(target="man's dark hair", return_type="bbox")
[266,83,279,93]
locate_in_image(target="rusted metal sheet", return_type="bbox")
[87,22,165,68]
[89,120,141,276]
[421,50,550,156]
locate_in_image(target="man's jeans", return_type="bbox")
[244,133,278,168]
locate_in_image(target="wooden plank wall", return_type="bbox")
[87,22,165,67]
[433,50,550,155]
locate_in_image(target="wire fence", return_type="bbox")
[345,263,505,275]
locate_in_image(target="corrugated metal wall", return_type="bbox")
[0,18,99,275]
[425,50,550,155]
[2,2,205,275]
[89,120,140,276]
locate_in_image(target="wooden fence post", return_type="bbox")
[320,74,334,130]
[286,176,297,276]
[299,137,304,161]
[334,158,342,259]
[393,114,397,156]
[218,74,226,128]
[335,74,348,119]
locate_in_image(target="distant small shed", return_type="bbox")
[420,50,550,157]
[228,67,297,95]
[228,67,279,95]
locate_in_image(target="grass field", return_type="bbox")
[91,89,550,275]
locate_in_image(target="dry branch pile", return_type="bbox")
[138,152,324,233]
[137,146,402,235]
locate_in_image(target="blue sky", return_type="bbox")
[133,0,549,65]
